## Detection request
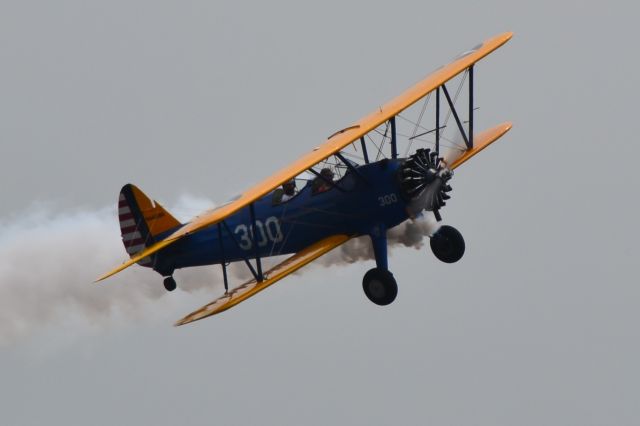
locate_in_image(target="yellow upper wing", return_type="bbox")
[96,32,512,282]
[175,234,351,325]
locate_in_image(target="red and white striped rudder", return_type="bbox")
[118,184,182,267]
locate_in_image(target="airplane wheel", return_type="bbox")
[430,225,465,263]
[163,276,177,292]
[362,268,397,306]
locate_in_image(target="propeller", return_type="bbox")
[399,148,453,220]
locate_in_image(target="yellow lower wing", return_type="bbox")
[175,234,352,326]
[449,122,513,169]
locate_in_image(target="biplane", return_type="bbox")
[97,32,513,326]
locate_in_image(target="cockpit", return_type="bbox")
[271,155,359,205]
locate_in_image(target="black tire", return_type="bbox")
[430,225,465,263]
[163,276,177,292]
[362,268,398,306]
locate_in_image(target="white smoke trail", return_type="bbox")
[0,196,224,346]
[0,196,439,345]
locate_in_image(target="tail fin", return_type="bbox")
[118,184,181,266]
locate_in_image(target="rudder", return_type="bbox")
[118,184,182,266]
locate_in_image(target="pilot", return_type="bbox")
[272,180,297,204]
[280,180,297,202]
[312,168,334,194]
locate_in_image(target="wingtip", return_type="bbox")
[174,316,198,327]
[94,274,110,283]
[488,32,513,47]
[495,31,514,42]
[491,121,513,139]
[174,313,202,327]
[94,269,119,283]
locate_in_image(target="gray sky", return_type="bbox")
[1,1,639,425]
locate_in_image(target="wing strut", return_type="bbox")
[359,137,370,164]
[468,64,474,148]
[361,66,474,162]
[436,87,441,158]
[217,223,229,291]
[249,203,264,282]
[390,116,398,159]
[442,83,471,149]
[221,220,261,282]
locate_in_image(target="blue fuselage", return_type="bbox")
[153,159,410,275]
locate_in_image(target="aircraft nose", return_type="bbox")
[424,168,438,184]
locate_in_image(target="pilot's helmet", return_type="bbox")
[283,180,296,194]
[320,168,334,179]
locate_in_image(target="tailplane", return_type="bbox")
[118,184,182,266]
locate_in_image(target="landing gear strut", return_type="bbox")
[163,276,177,292]
[430,225,465,263]
[362,268,397,305]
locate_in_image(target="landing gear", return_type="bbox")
[362,225,398,305]
[163,276,177,292]
[362,268,398,305]
[430,225,465,263]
